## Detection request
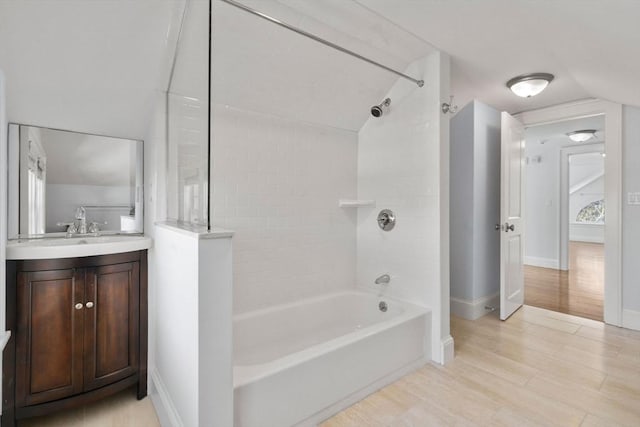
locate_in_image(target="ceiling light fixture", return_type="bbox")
[567,129,597,142]
[506,73,555,98]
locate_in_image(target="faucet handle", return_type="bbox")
[88,222,101,234]
[66,222,78,236]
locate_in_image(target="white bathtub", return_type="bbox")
[233,290,430,427]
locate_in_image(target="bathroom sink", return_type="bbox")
[6,235,153,260]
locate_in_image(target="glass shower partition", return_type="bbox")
[166,0,210,228]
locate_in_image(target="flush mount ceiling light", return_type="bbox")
[567,129,597,142]
[506,73,555,98]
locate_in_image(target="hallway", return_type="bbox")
[525,241,604,321]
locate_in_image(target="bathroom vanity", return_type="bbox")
[2,237,151,426]
[1,123,150,425]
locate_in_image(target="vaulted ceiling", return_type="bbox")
[359,0,640,114]
[0,0,184,139]
[1,0,639,138]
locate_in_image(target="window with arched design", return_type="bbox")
[576,199,605,224]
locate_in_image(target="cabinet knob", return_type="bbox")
[85,302,94,309]
[74,303,83,310]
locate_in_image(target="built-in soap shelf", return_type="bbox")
[338,199,376,208]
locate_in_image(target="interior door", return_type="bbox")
[500,112,526,320]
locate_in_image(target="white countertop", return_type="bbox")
[6,235,153,260]
[155,221,235,239]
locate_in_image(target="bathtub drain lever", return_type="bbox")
[375,274,391,285]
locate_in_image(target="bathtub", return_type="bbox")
[233,290,431,427]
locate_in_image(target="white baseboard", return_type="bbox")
[622,309,640,331]
[524,256,559,269]
[150,368,183,427]
[450,292,500,320]
[570,235,605,244]
[570,223,604,244]
[440,335,455,364]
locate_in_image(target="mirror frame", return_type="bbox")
[7,123,144,239]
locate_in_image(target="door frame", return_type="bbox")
[560,142,605,271]
[517,99,622,326]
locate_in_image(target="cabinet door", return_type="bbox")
[16,269,85,407]
[83,262,139,391]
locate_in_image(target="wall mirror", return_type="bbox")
[8,124,143,238]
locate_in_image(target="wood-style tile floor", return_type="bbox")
[525,241,604,321]
[322,306,640,427]
[22,304,640,426]
[18,387,159,427]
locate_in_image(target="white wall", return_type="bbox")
[211,105,358,315]
[153,227,200,427]
[357,52,451,363]
[143,93,165,406]
[152,225,234,427]
[449,102,474,302]
[524,135,561,267]
[0,69,8,415]
[449,100,501,318]
[622,106,640,316]
[472,102,501,301]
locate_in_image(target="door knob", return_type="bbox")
[85,302,94,309]
[504,222,515,232]
[74,303,83,310]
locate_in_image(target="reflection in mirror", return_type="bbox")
[8,124,143,238]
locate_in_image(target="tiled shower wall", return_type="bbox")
[211,105,358,314]
[357,52,450,362]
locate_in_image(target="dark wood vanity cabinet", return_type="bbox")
[2,251,147,426]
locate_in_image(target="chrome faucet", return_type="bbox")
[75,206,87,234]
[375,274,391,285]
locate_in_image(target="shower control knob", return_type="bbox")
[377,209,396,231]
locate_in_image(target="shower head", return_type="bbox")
[371,98,391,118]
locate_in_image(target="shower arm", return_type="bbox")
[219,0,425,88]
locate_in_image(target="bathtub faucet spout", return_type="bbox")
[375,274,391,285]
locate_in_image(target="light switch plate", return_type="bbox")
[628,192,640,205]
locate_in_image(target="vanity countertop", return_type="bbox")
[6,235,153,260]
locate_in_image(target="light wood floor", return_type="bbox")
[18,388,159,427]
[322,306,640,426]
[22,304,640,427]
[525,241,604,321]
